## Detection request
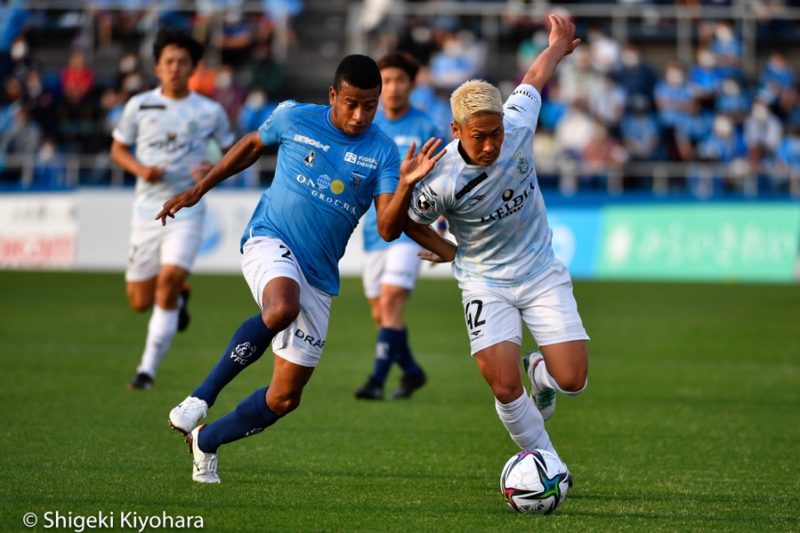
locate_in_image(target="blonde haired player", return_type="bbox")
[404,14,587,473]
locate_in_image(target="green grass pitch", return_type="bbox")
[0,271,798,531]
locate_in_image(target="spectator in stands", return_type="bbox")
[615,42,658,106]
[585,26,620,75]
[237,88,276,135]
[24,69,58,139]
[621,95,663,161]
[33,137,67,189]
[759,52,796,93]
[715,77,749,124]
[695,113,747,193]
[709,21,742,80]
[0,103,41,157]
[582,116,628,190]
[188,59,217,98]
[429,29,485,91]
[212,64,246,122]
[61,49,95,104]
[744,98,783,179]
[774,117,800,192]
[214,10,255,68]
[587,72,625,129]
[674,98,714,161]
[243,40,285,98]
[655,60,693,126]
[0,0,30,80]
[555,95,596,162]
[688,47,723,109]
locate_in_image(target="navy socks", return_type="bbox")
[370,327,423,385]
[193,315,274,406]
[197,387,280,453]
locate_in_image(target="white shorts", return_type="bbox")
[241,236,332,368]
[460,260,589,355]
[125,216,203,282]
[362,242,422,299]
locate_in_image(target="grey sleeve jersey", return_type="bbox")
[113,89,235,222]
[409,84,557,286]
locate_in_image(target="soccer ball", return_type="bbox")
[500,449,570,514]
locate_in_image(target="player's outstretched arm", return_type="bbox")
[156,132,265,225]
[404,220,457,263]
[375,137,446,241]
[521,14,580,93]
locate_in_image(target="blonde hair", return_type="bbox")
[450,79,503,125]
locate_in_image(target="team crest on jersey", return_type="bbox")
[304,150,315,167]
[516,154,530,175]
[317,174,331,189]
[351,171,364,187]
[187,120,198,134]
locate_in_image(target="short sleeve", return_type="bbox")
[374,142,400,196]
[112,97,139,145]
[257,100,296,146]
[408,176,446,225]
[503,84,542,131]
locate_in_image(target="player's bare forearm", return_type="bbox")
[110,140,154,181]
[521,14,580,92]
[404,220,456,263]
[156,132,265,224]
[376,138,446,241]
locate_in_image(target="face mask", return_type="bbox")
[721,80,740,96]
[752,105,769,121]
[666,70,684,85]
[246,92,265,108]
[698,51,715,68]
[714,117,732,137]
[10,41,27,61]
[216,73,233,90]
[123,74,143,93]
[621,50,640,67]
[119,56,137,73]
[715,26,734,42]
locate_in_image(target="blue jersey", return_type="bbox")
[242,101,400,295]
[363,107,442,251]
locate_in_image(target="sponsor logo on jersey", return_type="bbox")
[304,150,315,166]
[480,182,536,223]
[514,150,530,175]
[295,329,325,348]
[295,174,357,215]
[147,132,191,154]
[330,179,345,194]
[464,194,486,209]
[317,173,331,189]
[351,171,364,187]
[416,193,434,212]
[294,134,330,152]
[511,87,536,101]
[344,151,378,169]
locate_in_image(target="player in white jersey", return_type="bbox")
[111,29,235,391]
[404,15,587,471]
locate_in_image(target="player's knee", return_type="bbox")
[558,375,588,396]
[267,390,302,416]
[127,293,153,312]
[493,383,524,404]
[262,300,300,331]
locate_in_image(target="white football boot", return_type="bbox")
[523,351,556,421]
[188,425,220,484]
[169,396,208,435]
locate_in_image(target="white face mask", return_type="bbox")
[246,92,265,108]
[621,50,640,67]
[752,104,769,121]
[119,55,137,74]
[721,79,740,96]
[714,116,733,137]
[698,51,715,68]
[666,69,684,85]
[216,72,233,90]
[10,40,27,61]
[715,26,734,42]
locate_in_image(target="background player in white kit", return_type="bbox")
[111,28,235,390]
[404,15,587,468]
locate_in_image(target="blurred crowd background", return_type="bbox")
[1,0,799,197]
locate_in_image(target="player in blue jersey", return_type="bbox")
[404,15,586,472]
[355,52,444,401]
[157,54,445,483]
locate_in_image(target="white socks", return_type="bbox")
[495,392,556,455]
[137,305,179,377]
[533,361,588,396]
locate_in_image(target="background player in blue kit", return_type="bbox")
[157,54,445,483]
[355,52,444,401]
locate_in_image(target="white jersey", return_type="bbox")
[113,88,235,223]
[408,84,555,287]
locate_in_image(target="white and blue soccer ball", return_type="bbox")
[500,449,571,514]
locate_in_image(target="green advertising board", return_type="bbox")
[597,204,800,282]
